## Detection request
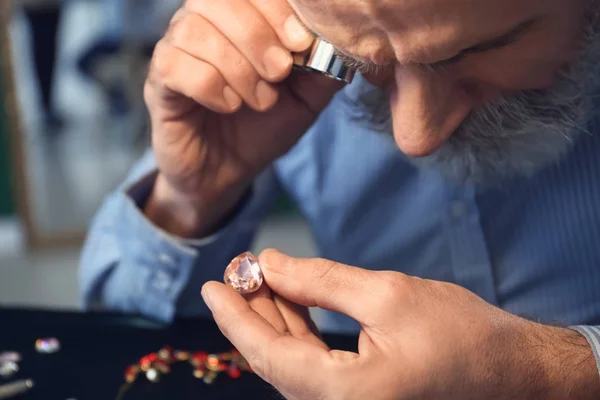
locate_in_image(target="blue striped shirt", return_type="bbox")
[79,74,600,375]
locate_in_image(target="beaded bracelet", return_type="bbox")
[115,346,253,400]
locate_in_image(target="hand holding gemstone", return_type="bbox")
[224,252,264,294]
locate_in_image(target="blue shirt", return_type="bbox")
[79,74,600,374]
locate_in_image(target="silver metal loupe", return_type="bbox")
[292,39,355,84]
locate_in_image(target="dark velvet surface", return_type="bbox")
[0,308,357,400]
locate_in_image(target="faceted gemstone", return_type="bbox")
[193,367,206,379]
[228,364,241,379]
[158,346,173,361]
[155,361,171,374]
[207,354,219,368]
[223,252,263,294]
[158,350,169,360]
[191,351,208,367]
[140,356,151,371]
[0,361,19,378]
[35,338,60,354]
[146,368,160,383]
[174,350,190,361]
[203,371,218,384]
[0,352,21,364]
[218,362,228,372]
[125,365,140,383]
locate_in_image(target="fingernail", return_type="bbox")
[284,15,311,44]
[255,80,278,110]
[263,46,292,79]
[201,286,213,311]
[223,86,242,110]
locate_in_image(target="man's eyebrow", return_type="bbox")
[291,11,383,73]
[292,12,541,70]
[428,17,542,67]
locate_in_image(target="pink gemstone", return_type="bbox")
[224,252,263,294]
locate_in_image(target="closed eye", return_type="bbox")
[333,49,386,75]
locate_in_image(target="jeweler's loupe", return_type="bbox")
[292,39,355,84]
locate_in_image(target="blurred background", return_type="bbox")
[0,0,314,313]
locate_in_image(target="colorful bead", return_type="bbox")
[228,364,241,379]
[35,338,60,354]
[174,350,190,361]
[158,347,172,361]
[0,352,21,364]
[155,361,171,374]
[125,365,139,383]
[0,361,19,378]
[146,368,160,383]
[207,354,219,367]
[193,367,206,379]
[203,371,218,384]
[140,356,151,365]
[122,347,253,387]
[191,352,208,366]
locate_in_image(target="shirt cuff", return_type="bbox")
[125,169,254,248]
[571,326,600,376]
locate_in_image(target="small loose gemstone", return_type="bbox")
[155,361,171,374]
[191,352,208,367]
[203,371,218,384]
[0,352,21,364]
[35,338,60,354]
[140,356,151,370]
[174,350,190,361]
[125,365,139,383]
[228,364,241,379]
[146,368,160,383]
[223,252,263,294]
[207,354,219,367]
[148,353,158,363]
[193,367,206,379]
[0,361,19,378]
[158,347,172,361]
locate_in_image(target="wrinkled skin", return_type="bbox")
[290,0,590,157]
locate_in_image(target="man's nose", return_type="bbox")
[390,65,474,157]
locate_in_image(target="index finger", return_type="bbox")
[247,0,314,50]
[185,0,293,82]
[202,281,332,397]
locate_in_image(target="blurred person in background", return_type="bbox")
[18,0,64,131]
[80,0,600,398]
[77,0,179,137]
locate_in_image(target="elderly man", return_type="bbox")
[80,0,600,397]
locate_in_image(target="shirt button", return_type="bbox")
[152,270,172,292]
[451,202,467,219]
[158,253,175,266]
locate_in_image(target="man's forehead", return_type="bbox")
[290,0,544,64]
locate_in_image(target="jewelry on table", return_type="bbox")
[0,352,22,379]
[0,379,34,399]
[35,338,60,354]
[115,346,253,400]
[0,353,20,365]
[224,252,264,294]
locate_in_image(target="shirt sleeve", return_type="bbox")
[571,326,600,376]
[79,148,280,322]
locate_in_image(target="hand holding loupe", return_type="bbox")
[292,39,355,84]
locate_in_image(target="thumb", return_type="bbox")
[258,249,377,324]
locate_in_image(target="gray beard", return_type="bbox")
[351,8,600,186]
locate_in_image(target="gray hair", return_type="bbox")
[352,5,600,185]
